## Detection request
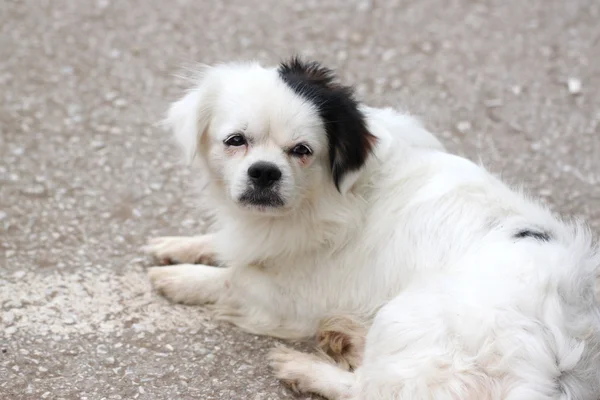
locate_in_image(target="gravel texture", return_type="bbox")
[1,0,599,399]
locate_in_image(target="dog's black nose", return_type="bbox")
[248,162,282,188]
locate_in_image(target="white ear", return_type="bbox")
[163,85,212,164]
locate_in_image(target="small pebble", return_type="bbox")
[484,98,503,108]
[13,270,26,279]
[91,140,105,150]
[511,85,522,95]
[567,77,582,95]
[21,184,46,196]
[456,121,472,133]
[104,91,118,101]
[3,311,15,325]
[113,98,127,108]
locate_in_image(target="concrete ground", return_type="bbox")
[1,0,599,399]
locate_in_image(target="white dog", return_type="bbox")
[144,58,600,399]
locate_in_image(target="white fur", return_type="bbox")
[146,62,600,399]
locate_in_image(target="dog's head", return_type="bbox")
[164,57,375,215]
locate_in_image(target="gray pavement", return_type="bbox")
[1,0,599,399]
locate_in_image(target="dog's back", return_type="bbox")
[351,126,600,399]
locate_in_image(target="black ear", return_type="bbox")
[278,57,376,191]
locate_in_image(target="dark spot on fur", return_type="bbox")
[514,229,551,242]
[278,56,376,190]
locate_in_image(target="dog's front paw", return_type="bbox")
[268,346,319,394]
[148,265,197,304]
[143,235,215,265]
[148,264,226,305]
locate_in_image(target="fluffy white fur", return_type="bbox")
[145,61,600,399]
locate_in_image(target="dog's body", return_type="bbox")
[146,59,600,399]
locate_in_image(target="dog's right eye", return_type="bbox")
[224,134,247,147]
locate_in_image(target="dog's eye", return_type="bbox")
[289,144,312,157]
[224,134,247,147]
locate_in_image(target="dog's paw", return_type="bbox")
[148,265,195,304]
[269,346,356,400]
[142,235,215,265]
[148,264,225,305]
[268,346,320,394]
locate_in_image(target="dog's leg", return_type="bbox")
[317,315,367,371]
[148,264,230,305]
[148,263,319,339]
[143,234,216,265]
[269,345,356,400]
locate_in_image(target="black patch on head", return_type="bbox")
[278,56,376,190]
[514,229,552,242]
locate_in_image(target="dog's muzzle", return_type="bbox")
[239,161,285,208]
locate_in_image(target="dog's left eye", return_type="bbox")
[289,144,312,157]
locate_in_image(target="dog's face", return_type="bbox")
[165,58,375,215]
